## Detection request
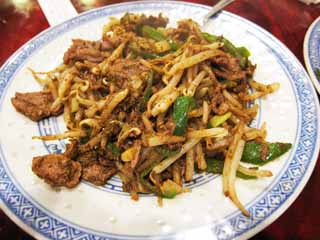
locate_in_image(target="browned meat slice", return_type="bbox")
[215,102,229,115]
[211,54,246,81]
[64,140,78,159]
[140,14,168,28]
[82,163,117,186]
[120,13,168,32]
[32,154,82,188]
[209,85,225,114]
[99,154,118,165]
[166,27,189,42]
[121,179,140,196]
[76,150,97,166]
[102,32,135,50]
[233,80,249,93]
[166,19,202,42]
[63,39,104,64]
[11,91,60,121]
[213,69,246,81]
[87,74,104,91]
[107,59,149,85]
[212,54,242,72]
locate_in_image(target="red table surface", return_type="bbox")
[0,0,319,239]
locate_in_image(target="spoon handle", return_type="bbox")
[38,0,78,26]
[203,0,236,25]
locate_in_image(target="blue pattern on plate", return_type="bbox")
[0,1,319,240]
[307,18,320,88]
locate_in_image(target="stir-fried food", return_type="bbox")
[11,13,291,216]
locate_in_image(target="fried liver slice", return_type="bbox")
[82,162,117,186]
[11,91,60,121]
[63,39,104,64]
[32,154,82,188]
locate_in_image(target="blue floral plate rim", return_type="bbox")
[304,16,320,93]
[0,1,319,240]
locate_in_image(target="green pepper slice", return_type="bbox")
[241,141,292,166]
[141,25,180,51]
[173,96,196,136]
[202,32,251,68]
[206,158,256,180]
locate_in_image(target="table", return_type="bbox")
[0,0,319,239]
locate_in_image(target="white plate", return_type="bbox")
[0,1,319,240]
[304,16,320,94]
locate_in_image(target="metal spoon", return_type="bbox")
[203,0,236,26]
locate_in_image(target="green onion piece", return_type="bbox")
[129,44,160,59]
[167,39,180,51]
[141,25,166,41]
[155,147,180,158]
[160,179,182,199]
[209,112,232,127]
[139,71,154,112]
